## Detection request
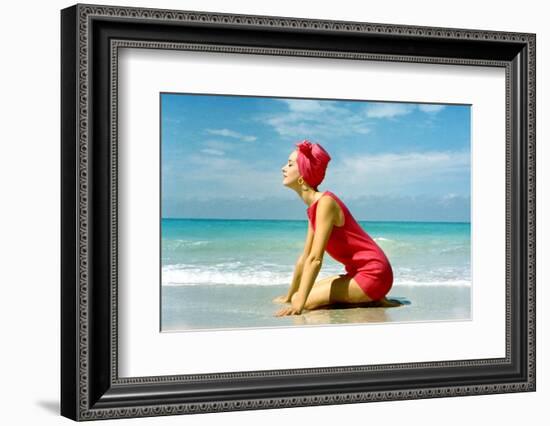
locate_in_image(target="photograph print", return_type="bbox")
[160,93,471,332]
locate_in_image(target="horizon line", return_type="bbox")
[161,217,471,224]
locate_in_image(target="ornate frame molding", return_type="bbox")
[61,3,536,421]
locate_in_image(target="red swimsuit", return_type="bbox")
[307,191,394,301]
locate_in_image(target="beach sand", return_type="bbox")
[161,284,471,332]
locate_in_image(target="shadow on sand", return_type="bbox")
[324,296,411,310]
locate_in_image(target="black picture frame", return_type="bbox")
[61,3,536,421]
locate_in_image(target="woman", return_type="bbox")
[274,139,396,317]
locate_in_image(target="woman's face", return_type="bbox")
[281,150,301,187]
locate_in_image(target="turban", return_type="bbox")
[295,139,331,191]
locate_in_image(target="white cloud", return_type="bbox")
[437,192,461,207]
[365,103,415,118]
[166,153,286,199]
[205,128,257,142]
[341,150,469,173]
[364,103,446,119]
[282,99,334,113]
[163,192,471,222]
[260,99,371,139]
[202,139,236,151]
[189,140,239,158]
[442,192,459,199]
[262,99,447,141]
[327,150,470,195]
[163,147,470,221]
[200,148,225,156]
[418,104,446,114]
[167,149,470,201]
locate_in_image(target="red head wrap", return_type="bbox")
[295,139,331,191]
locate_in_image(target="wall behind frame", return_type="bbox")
[0,0,546,425]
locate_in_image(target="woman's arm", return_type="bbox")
[284,222,315,300]
[275,197,337,316]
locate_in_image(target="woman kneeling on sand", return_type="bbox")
[274,139,399,317]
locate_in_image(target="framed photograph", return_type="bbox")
[61,3,536,421]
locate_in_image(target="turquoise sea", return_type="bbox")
[161,219,471,331]
[161,218,471,288]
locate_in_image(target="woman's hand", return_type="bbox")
[274,298,304,317]
[272,295,291,304]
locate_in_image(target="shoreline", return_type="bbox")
[161,284,471,332]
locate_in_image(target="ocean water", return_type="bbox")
[161,219,471,289]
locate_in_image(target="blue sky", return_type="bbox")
[161,93,471,222]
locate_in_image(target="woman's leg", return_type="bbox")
[291,274,373,310]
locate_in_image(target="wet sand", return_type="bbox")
[161,284,471,332]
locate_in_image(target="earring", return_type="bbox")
[298,177,304,185]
